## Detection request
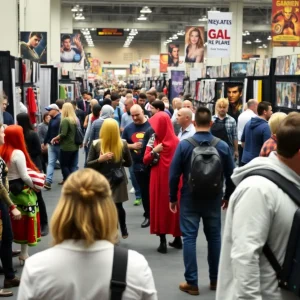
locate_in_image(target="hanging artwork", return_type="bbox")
[20,32,47,64]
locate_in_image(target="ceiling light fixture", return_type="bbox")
[267,35,272,40]
[71,5,80,12]
[199,16,208,22]
[177,30,185,36]
[140,6,152,14]
[74,13,85,20]
[254,38,262,43]
[137,14,147,21]
[245,40,252,44]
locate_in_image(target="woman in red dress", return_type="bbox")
[143,112,181,253]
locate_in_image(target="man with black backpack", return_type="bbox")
[216,113,300,300]
[169,107,235,296]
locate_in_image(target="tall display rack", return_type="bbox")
[273,54,300,113]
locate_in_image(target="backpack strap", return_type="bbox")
[243,169,300,278]
[186,137,221,148]
[110,246,128,300]
[210,137,221,147]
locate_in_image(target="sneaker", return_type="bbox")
[134,198,142,206]
[179,282,199,295]
[129,187,135,194]
[58,180,65,185]
[44,181,51,190]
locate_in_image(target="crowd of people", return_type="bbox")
[0,83,298,300]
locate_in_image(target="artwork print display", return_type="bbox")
[60,33,83,63]
[276,82,297,109]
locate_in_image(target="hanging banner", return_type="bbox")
[168,44,180,67]
[141,59,150,75]
[170,70,185,100]
[160,53,168,73]
[207,12,232,58]
[20,32,47,64]
[272,1,300,47]
[185,26,205,63]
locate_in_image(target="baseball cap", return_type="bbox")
[45,104,59,111]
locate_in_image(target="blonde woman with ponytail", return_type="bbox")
[17,169,157,300]
[87,119,132,239]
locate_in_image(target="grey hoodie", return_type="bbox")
[216,152,299,300]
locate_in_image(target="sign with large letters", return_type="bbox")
[207,12,232,58]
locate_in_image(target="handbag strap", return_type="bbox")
[110,246,128,300]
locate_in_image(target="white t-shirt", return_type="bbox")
[237,109,256,142]
[60,48,79,62]
[17,240,158,300]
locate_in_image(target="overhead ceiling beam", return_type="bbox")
[62,0,272,8]
[74,21,272,32]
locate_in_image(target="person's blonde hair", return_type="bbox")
[215,98,229,114]
[100,119,123,162]
[51,169,118,246]
[269,112,287,135]
[61,102,77,124]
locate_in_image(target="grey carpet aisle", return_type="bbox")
[7,151,222,300]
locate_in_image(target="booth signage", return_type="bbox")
[207,12,232,58]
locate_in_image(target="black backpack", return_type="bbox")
[243,169,300,297]
[187,137,223,201]
[211,120,230,146]
[110,246,128,300]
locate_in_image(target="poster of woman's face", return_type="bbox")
[168,44,180,67]
[185,26,205,63]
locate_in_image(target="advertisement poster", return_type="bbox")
[168,44,180,67]
[230,62,247,77]
[88,57,102,75]
[170,70,185,100]
[130,61,141,75]
[150,55,160,76]
[141,59,150,75]
[272,1,300,47]
[276,81,297,108]
[20,32,47,64]
[60,33,83,63]
[160,54,168,73]
[185,26,205,63]
[207,12,232,58]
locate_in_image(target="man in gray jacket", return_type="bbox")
[217,112,300,300]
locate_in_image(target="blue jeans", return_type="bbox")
[129,166,141,199]
[73,149,79,171]
[60,150,78,180]
[180,202,221,286]
[45,144,61,184]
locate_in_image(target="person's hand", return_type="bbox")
[60,47,64,53]
[133,142,143,150]
[170,202,177,213]
[11,208,21,220]
[51,136,59,145]
[153,143,163,153]
[99,152,114,162]
[222,199,229,210]
[41,144,45,151]
[234,151,239,160]
[79,143,83,148]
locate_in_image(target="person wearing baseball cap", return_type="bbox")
[43,103,62,190]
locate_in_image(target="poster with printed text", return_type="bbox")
[20,32,47,64]
[185,26,205,63]
[207,12,232,58]
[272,0,300,47]
[60,33,83,63]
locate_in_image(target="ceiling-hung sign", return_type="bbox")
[97,28,124,36]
